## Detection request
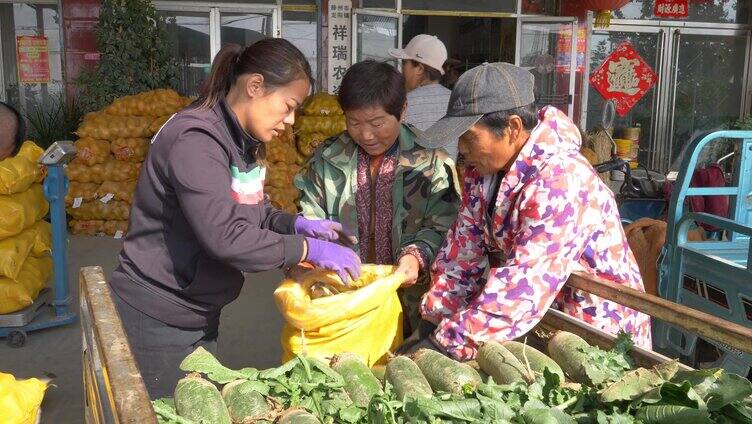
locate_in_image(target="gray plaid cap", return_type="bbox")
[418,62,535,147]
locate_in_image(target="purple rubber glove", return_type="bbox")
[295,216,357,247]
[304,237,361,285]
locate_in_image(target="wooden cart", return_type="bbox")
[80,266,752,423]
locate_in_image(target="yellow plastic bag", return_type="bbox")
[0,185,49,240]
[0,221,51,280]
[0,141,44,195]
[0,255,52,314]
[0,372,47,424]
[275,265,404,367]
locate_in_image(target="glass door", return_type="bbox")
[517,17,578,117]
[584,26,667,169]
[664,29,749,171]
[351,9,400,65]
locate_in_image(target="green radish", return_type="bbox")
[502,341,565,381]
[477,341,531,384]
[386,356,433,400]
[221,380,274,423]
[174,374,231,424]
[410,349,481,394]
[464,360,490,382]
[330,353,383,408]
[371,365,386,384]
[547,331,595,384]
[277,408,321,424]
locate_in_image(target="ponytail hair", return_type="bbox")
[200,38,312,109]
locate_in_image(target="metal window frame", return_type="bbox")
[516,16,578,118]
[351,7,401,65]
[153,1,280,61]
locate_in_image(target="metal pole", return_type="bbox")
[43,164,71,318]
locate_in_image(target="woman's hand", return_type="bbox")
[395,254,421,287]
[304,237,361,286]
[295,217,357,247]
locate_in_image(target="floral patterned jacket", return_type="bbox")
[421,106,652,360]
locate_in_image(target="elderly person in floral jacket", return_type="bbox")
[294,60,460,333]
[405,62,652,361]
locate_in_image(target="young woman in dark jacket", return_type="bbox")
[109,39,360,398]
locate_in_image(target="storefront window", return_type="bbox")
[220,12,271,47]
[668,33,747,168]
[402,15,515,70]
[402,0,516,13]
[518,22,575,115]
[521,0,557,15]
[360,0,396,9]
[355,14,398,64]
[0,3,64,113]
[161,11,211,97]
[614,0,749,24]
[283,10,318,82]
[585,30,661,166]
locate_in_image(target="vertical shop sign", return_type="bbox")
[16,36,51,84]
[589,42,657,117]
[327,0,351,93]
[654,0,689,19]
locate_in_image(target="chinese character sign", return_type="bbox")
[328,0,351,93]
[589,42,657,117]
[16,36,51,84]
[654,0,689,18]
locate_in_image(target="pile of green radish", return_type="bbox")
[153,331,752,424]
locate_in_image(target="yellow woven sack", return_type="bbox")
[0,141,44,195]
[0,372,47,424]
[0,185,49,240]
[0,221,51,280]
[0,255,52,314]
[275,265,404,367]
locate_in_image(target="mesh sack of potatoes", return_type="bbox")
[111,138,150,163]
[68,220,105,236]
[65,182,99,206]
[67,200,130,221]
[98,180,138,204]
[72,138,110,166]
[66,160,140,184]
[76,115,154,140]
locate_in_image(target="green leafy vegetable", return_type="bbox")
[179,347,257,384]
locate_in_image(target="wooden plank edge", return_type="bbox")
[80,266,158,424]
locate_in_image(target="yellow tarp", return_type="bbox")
[0,142,44,195]
[0,185,49,240]
[0,372,47,424]
[0,221,52,280]
[0,255,52,314]
[275,265,404,367]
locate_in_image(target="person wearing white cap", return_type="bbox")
[389,34,458,161]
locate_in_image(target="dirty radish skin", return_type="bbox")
[221,380,274,423]
[386,356,433,400]
[547,331,595,384]
[411,349,481,394]
[501,341,565,382]
[277,408,321,424]
[477,341,531,384]
[174,374,231,424]
[330,353,383,408]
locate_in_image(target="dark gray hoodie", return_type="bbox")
[109,100,305,329]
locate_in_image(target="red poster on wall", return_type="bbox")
[16,36,51,83]
[589,42,658,117]
[654,0,689,19]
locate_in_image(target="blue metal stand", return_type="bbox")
[0,164,77,347]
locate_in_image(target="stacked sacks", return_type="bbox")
[67,89,191,237]
[0,141,53,314]
[265,125,304,214]
[295,92,346,158]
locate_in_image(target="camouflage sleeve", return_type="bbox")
[399,151,460,265]
[293,157,327,220]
